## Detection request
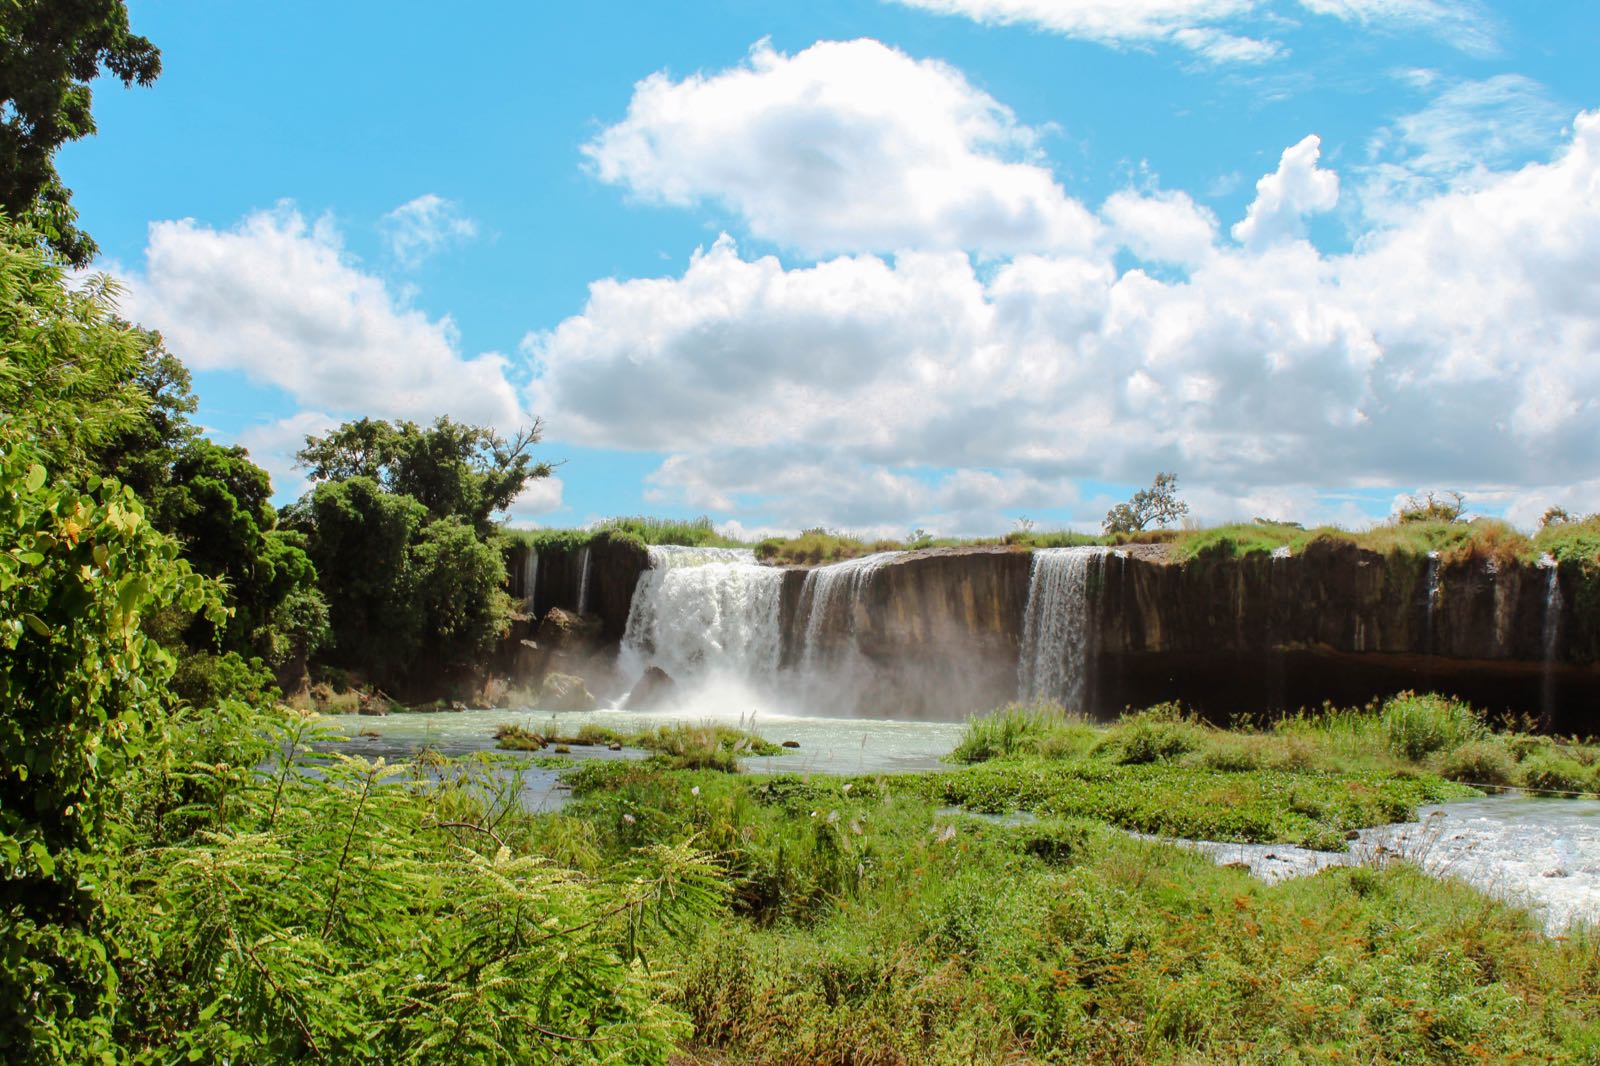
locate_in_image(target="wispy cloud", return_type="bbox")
[888,0,1495,62]
[381,193,478,268]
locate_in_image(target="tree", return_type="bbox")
[0,0,161,265]
[1103,472,1190,534]
[1396,490,1465,524]
[297,416,552,534]
[0,218,150,474]
[0,444,218,1060]
[285,477,427,687]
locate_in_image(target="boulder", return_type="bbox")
[535,607,604,654]
[625,666,676,710]
[538,671,597,712]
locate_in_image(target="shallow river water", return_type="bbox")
[325,707,1598,933]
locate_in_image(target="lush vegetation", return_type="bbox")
[7,7,1600,1060]
[949,695,1600,800]
[535,748,1600,1064]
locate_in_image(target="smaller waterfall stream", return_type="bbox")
[576,545,594,616]
[1540,554,1563,718]
[796,553,897,673]
[1017,547,1110,709]
[523,549,539,615]
[1423,551,1441,655]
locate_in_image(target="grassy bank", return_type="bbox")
[518,693,1600,1063]
[949,694,1600,801]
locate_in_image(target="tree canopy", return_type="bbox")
[0,0,161,264]
[297,416,551,534]
[1103,472,1190,534]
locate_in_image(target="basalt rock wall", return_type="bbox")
[502,538,1597,725]
[504,532,648,644]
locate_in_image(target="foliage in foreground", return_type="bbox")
[542,762,1600,1064]
[105,712,724,1064]
[0,444,218,1061]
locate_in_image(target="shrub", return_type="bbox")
[1521,752,1595,796]
[169,648,280,707]
[1380,693,1484,762]
[950,702,1087,763]
[1438,740,1517,787]
[1104,703,1202,765]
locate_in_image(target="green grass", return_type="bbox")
[524,757,1600,1064]
[493,720,783,769]
[502,516,748,553]
[951,694,1600,802]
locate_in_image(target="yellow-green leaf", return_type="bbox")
[24,464,46,492]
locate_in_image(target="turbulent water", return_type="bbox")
[618,546,784,706]
[616,548,905,716]
[1169,796,1600,935]
[1017,547,1111,708]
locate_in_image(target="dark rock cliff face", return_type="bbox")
[1088,543,1596,729]
[502,538,1597,727]
[505,532,648,644]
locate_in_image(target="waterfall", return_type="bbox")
[619,546,784,696]
[1540,554,1563,718]
[1423,550,1440,656]
[1017,547,1110,709]
[576,545,594,616]
[795,553,897,672]
[523,548,539,616]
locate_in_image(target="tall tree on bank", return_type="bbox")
[289,417,552,696]
[0,0,161,265]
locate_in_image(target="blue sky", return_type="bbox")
[63,0,1600,536]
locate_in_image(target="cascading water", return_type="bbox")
[618,546,784,708]
[1017,547,1110,709]
[523,548,539,615]
[1540,554,1563,718]
[576,545,594,616]
[1423,550,1441,656]
[795,553,897,673]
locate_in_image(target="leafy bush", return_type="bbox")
[111,723,724,1063]
[169,648,279,707]
[0,447,218,1059]
[1438,739,1518,787]
[1381,692,1484,761]
[1102,703,1203,764]
[1521,752,1595,796]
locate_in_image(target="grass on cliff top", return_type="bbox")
[524,756,1600,1063]
[502,515,747,553]
[1172,513,1600,568]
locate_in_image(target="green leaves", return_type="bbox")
[114,718,713,1063]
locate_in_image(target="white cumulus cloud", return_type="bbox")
[584,38,1100,257]
[532,112,1600,532]
[119,204,526,432]
[1231,134,1340,249]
